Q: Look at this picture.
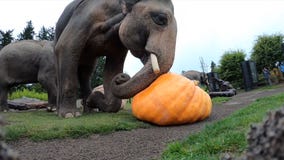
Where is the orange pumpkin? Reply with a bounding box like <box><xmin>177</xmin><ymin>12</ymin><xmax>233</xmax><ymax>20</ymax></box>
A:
<box><xmin>132</xmin><ymin>72</ymin><xmax>212</xmax><ymax>126</ymax></box>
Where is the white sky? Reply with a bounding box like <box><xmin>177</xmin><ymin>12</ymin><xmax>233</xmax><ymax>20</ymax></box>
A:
<box><xmin>1</xmin><ymin>0</ymin><xmax>284</xmax><ymax>75</ymax></box>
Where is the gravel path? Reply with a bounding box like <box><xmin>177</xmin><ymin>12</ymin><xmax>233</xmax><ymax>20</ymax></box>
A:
<box><xmin>8</xmin><ymin>84</ymin><xmax>284</xmax><ymax>160</ymax></box>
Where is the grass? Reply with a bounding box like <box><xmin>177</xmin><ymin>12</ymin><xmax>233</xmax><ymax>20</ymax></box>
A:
<box><xmin>0</xmin><ymin>103</ymin><xmax>150</xmax><ymax>142</ymax></box>
<box><xmin>161</xmin><ymin>92</ymin><xmax>284</xmax><ymax>160</ymax></box>
<box><xmin>3</xmin><ymin>84</ymin><xmax>283</xmax><ymax>156</ymax></box>
<box><xmin>8</xmin><ymin>89</ymin><xmax>48</xmax><ymax>101</ymax></box>
<box><xmin>255</xmin><ymin>84</ymin><xmax>279</xmax><ymax>91</ymax></box>
<box><xmin>211</xmin><ymin>97</ymin><xmax>231</xmax><ymax>104</ymax></box>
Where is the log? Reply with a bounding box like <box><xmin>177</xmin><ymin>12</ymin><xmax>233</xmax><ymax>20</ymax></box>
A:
<box><xmin>7</xmin><ymin>97</ymin><xmax>48</xmax><ymax>110</ymax></box>
<box><xmin>209</xmin><ymin>89</ymin><xmax>237</xmax><ymax>98</ymax></box>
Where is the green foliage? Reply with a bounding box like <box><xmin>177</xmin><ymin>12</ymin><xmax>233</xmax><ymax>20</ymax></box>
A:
<box><xmin>26</xmin><ymin>83</ymin><xmax>47</xmax><ymax>93</ymax></box>
<box><xmin>250</xmin><ymin>34</ymin><xmax>284</xmax><ymax>72</ymax></box>
<box><xmin>17</xmin><ymin>20</ymin><xmax>35</xmax><ymax>40</ymax></box>
<box><xmin>218</xmin><ymin>50</ymin><xmax>246</xmax><ymax>88</ymax></box>
<box><xmin>9</xmin><ymin>85</ymin><xmax>28</xmax><ymax>93</ymax></box>
<box><xmin>91</xmin><ymin>56</ymin><xmax>106</xmax><ymax>88</ymax></box>
<box><xmin>161</xmin><ymin>93</ymin><xmax>284</xmax><ymax>160</ymax></box>
<box><xmin>1</xmin><ymin>103</ymin><xmax>149</xmax><ymax>141</ymax></box>
<box><xmin>0</xmin><ymin>29</ymin><xmax>14</xmax><ymax>48</ymax></box>
<box><xmin>37</xmin><ymin>26</ymin><xmax>55</xmax><ymax>41</ymax></box>
<box><xmin>8</xmin><ymin>89</ymin><xmax>47</xmax><ymax>101</ymax></box>
<box><xmin>9</xmin><ymin>83</ymin><xmax>47</xmax><ymax>97</ymax></box>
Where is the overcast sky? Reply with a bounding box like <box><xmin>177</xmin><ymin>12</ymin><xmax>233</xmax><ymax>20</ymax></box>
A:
<box><xmin>1</xmin><ymin>0</ymin><xmax>284</xmax><ymax>75</ymax></box>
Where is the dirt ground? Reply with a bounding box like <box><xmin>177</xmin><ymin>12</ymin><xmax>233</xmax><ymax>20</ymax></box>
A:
<box><xmin>8</xmin><ymin>84</ymin><xmax>284</xmax><ymax>160</ymax></box>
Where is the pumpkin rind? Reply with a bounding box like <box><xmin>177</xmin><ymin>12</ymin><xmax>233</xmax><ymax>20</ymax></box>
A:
<box><xmin>132</xmin><ymin>72</ymin><xmax>212</xmax><ymax>126</ymax></box>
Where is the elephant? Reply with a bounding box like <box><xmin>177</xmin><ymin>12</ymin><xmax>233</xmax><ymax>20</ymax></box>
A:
<box><xmin>54</xmin><ymin>0</ymin><xmax>177</xmax><ymax>118</ymax></box>
<box><xmin>86</xmin><ymin>85</ymin><xmax>127</xmax><ymax>110</ymax></box>
<box><xmin>182</xmin><ymin>70</ymin><xmax>208</xmax><ymax>85</ymax></box>
<box><xmin>0</xmin><ymin>40</ymin><xmax>57</xmax><ymax>111</ymax></box>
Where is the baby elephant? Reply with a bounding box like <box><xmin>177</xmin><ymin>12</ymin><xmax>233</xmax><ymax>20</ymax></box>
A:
<box><xmin>0</xmin><ymin>40</ymin><xmax>57</xmax><ymax>111</ymax></box>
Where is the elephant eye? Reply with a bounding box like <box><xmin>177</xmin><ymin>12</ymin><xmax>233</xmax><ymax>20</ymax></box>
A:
<box><xmin>150</xmin><ymin>12</ymin><xmax>168</xmax><ymax>26</ymax></box>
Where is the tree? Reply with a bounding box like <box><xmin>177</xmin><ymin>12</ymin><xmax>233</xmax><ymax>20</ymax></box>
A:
<box><xmin>218</xmin><ymin>50</ymin><xmax>246</xmax><ymax>88</ymax></box>
<box><xmin>251</xmin><ymin>34</ymin><xmax>284</xmax><ymax>72</ymax></box>
<box><xmin>0</xmin><ymin>29</ymin><xmax>14</xmax><ymax>49</ymax></box>
<box><xmin>91</xmin><ymin>56</ymin><xmax>106</xmax><ymax>88</ymax></box>
<box><xmin>17</xmin><ymin>20</ymin><xmax>35</xmax><ymax>40</ymax></box>
<box><xmin>37</xmin><ymin>26</ymin><xmax>55</xmax><ymax>41</ymax></box>
<box><xmin>199</xmin><ymin>57</ymin><xmax>208</xmax><ymax>73</ymax></box>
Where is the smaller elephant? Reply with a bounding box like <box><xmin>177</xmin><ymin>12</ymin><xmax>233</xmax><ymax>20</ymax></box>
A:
<box><xmin>86</xmin><ymin>85</ymin><xmax>127</xmax><ymax>111</ymax></box>
<box><xmin>182</xmin><ymin>70</ymin><xmax>208</xmax><ymax>85</ymax></box>
<box><xmin>0</xmin><ymin>40</ymin><xmax>57</xmax><ymax>111</ymax></box>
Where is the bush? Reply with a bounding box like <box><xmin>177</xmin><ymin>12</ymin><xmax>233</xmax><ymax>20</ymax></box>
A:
<box><xmin>218</xmin><ymin>50</ymin><xmax>246</xmax><ymax>89</ymax></box>
<box><xmin>9</xmin><ymin>89</ymin><xmax>47</xmax><ymax>101</ymax></box>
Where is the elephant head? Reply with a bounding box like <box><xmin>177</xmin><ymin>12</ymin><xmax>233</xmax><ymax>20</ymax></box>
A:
<box><xmin>111</xmin><ymin>0</ymin><xmax>177</xmax><ymax>99</ymax></box>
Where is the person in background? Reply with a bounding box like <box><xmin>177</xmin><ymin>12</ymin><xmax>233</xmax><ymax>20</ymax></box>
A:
<box><xmin>280</xmin><ymin>62</ymin><xmax>284</xmax><ymax>76</ymax></box>
<box><xmin>263</xmin><ymin>67</ymin><xmax>272</xmax><ymax>85</ymax></box>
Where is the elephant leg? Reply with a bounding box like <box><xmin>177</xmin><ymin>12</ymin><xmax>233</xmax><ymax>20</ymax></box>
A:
<box><xmin>78</xmin><ymin>64</ymin><xmax>95</xmax><ymax>113</ymax></box>
<box><xmin>100</xmin><ymin>13</ymin><xmax>125</xmax><ymax>40</ymax></box>
<box><xmin>38</xmin><ymin>76</ymin><xmax>57</xmax><ymax>112</ymax></box>
<box><xmin>55</xmin><ymin>51</ymin><xmax>81</xmax><ymax>118</ymax></box>
<box><xmin>100</xmin><ymin>13</ymin><xmax>125</xmax><ymax>32</ymax></box>
<box><xmin>55</xmin><ymin>43</ymin><xmax>86</xmax><ymax>118</ymax></box>
<box><xmin>95</xmin><ymin>53</ymin><xmax>127</xmax><ymax>112</ymax></box>
<box><xmin>55</xmin><ymin>15</ymin><xmax>96</xmax><ymax>118</ymax></box>
<box><xmin>0</xmin><ymin>85</ymin><xmax>9</xmax><ymax>111</ymax></box>
<box><xmin>47</xmin><ymin>90</ymin><xmax>57</xmax><ymax>112</ymax></box>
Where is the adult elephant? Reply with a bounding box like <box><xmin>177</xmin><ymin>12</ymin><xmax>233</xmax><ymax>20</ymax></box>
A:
<box><xmin>0</xmin><ymin>40</ymin><xmax>57</xmax><ymax>111</ymax></box>
<box><xmin>54</xmin><ymin>0</ymin><xmax>177</xmax><ymax>118</ymax></box>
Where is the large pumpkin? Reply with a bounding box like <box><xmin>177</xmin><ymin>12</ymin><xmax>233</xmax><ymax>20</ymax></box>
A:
<box><xmin>132</xmin><ymin>72</ymin><xmax>212</xmax><ymax>126</ymax></box>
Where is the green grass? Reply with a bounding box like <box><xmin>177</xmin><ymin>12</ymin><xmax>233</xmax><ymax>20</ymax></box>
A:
<box><xmin>0</xmin><ymin>103</ymin><xmax>150</xmax><ymax>142</ymax></box>
<box><xmin>255</xmin><ymin>84</ymin><xmax>279</xmax><ymax>91</ymax></box>
<box><xmin>211</xmin><ymin>97</ymin><xmax>231</xmax><ymax>104</ymax></box>
<box><xmin>161</xmin><ymin>93</ymin><xmax>284</xmax><ymax>160</ymax></box>
<box><xmin>8</xmin><ymin>89</ymin><xmax>48</xmax><ymax>101</ymax></box>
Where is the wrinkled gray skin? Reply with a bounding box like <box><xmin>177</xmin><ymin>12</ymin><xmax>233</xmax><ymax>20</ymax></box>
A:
<box><xmin>182</xmin><ymin>70</ymin><xmax>207</xmax><ymax>85</ymax></box>
<box><xmin>0</xmin><ymin>40</ymin><xmax>57</xmax><ymax>111</ymax></box>
<box><xmin>86</xmin><ymin>85</ymin><xmax>127</xmax><ymax>110</ymax></box>
<box><xmin>54</xmin><ymin>0</ymin><xmax>177</xmax><ymax>117</ymax></box>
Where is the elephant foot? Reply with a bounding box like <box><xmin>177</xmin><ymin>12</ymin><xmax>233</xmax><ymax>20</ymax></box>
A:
<box><xmin>0</xmin><ymin>105</ymin><xmax>9</xmax><ymax>112</ymax></box>
<box><xmin>46</xmin><ymin>105</ymin><xmax>56</xmax><ymax>112</ymax></box>
<box><xmin>64</xmin><ymin>112</ymin><xmax>81</xmax><ymax>118</ymax></box>
<box><xmin>58</xmin><ymin>108</ymin><xmax>82</xmax><ymax>118</ymax></box>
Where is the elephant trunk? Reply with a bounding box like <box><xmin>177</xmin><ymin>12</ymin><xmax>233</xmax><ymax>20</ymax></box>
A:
<box><xmin>111</xmin><ymin>18</ymin><xmax>177</xmax><ymax>99</ymax></box>
<box><xmin>111</xmin><ymin>58</ymin><xmax>158</xmax><ymax>99</ymax></box>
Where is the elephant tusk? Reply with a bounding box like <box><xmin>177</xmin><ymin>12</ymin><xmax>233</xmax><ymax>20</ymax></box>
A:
<box><xmin>150</xmin><ymin>53</ymin><xmax>160</xmax><ymax>74</ymax></box>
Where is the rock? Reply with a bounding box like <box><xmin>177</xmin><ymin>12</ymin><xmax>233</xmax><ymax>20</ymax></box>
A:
<box><xmin>246</xmin><ymin>107</ymin><xmax>284</xmax><ymax>160</ymax></box>
<box><xmin>224</xmin><ymin>106</ymin><xmax>284</xmax><ymax>160</ymax></box>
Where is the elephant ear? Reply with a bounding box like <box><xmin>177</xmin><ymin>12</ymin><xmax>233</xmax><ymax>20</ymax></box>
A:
<box><xmin>119</xmin><ymin>0</ymin><xmax>140</xmax><ymax>14</ymax></box>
